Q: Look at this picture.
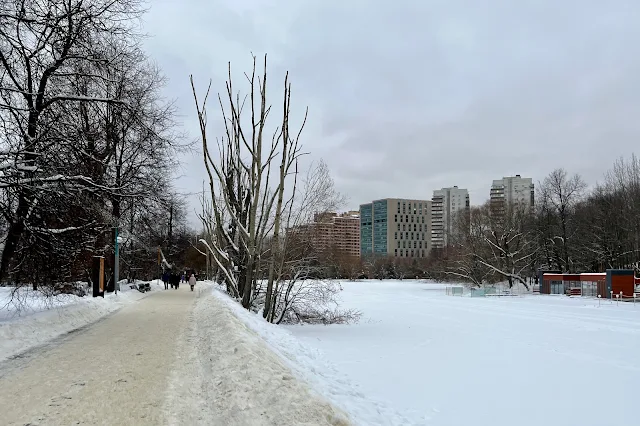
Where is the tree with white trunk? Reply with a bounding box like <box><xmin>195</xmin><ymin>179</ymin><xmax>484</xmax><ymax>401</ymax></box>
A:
<box><xmin>191</xmin><ymin>54</ymin><xmax>306</xmax><ymax>311</ymax></box>
<box><xmin>192</xmin><ymin>55</ymin><xmax>354</xmax><ymax>323</ymax></box>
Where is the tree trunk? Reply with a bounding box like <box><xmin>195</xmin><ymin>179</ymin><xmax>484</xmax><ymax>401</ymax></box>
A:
<box><xmin>168</xmin><ymin>203</ymin><xmax>173</xmax><ymax>252</ymax></box>
<box><xmin>264</xmin><ymin>125</ymin><xmax>289</xmax><ymax>319</ymax></box>
<box><xmin>0</xmin><ymin>110</ymin><xmax>40</xmax><ymax>287</ymax></box>
<box><xmin>242</xmin><ymin>255</ymin><xmax>254</xmax><ymax>308</ymax></box>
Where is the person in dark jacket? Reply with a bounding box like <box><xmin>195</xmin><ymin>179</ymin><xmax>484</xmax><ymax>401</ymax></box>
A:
<box><xmin>162</xmin><ymin>271</ymin><xmax>169</xmax><ymax>290</ymax></box>
<box><xmin>172</xmin><ymin>272</ymin><xmax>180</xmax><ymax>290</ymax></box>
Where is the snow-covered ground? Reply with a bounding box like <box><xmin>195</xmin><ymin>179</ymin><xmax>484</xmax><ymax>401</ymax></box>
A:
<box><xmin>0</xmin><ymin>280</ymin><xmax>161</xmax><ymax>362</ymax></box>
<box><xmin>280</xmin><ymin>280</ymin><xmax>640</xmax><ymax>426</ymax></box>
<box><xmin>215</xmin><ymin>280</ymin><xmax>640</xmax><ymax>425</ymax></box>
<box><xmin>212</xmin><ymin>286</ymin><xmax>414</xmax><ymax>425</ymax></box>
<box><xmin>166</xmin><ymin>284</ymin><xmax>350</xmax><ymax>426</ymax></box>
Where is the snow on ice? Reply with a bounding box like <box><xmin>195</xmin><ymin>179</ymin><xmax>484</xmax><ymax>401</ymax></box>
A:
<box><xmin>218</xmin><ymin>280</ymin><xmax>640</xmax><ymax>426</ymax></box>
<box><xmin>0</xmin><ymin>280</ymin><xmax>161</xmax><ymax>362</ymax></box>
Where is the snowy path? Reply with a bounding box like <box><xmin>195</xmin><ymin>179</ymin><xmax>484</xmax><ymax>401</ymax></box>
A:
<box><xmin>164</xmin><ymin>286</ymin><xmax>350</xmax><ymax>426</ymax></box>
<box><xmin>0</xmin><ymin>284</ymin><xmax>349</xmax><ymax>425</ymax></box>
<box><xmin>0</xmin><ymin>285</ymin><xmax>196</xmax><ymax>425</ymax></box>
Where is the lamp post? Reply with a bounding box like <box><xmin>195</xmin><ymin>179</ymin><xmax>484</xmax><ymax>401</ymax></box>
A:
<box><xmin>114</xmin><ymin>229</ymin><xmax>123</xmax><ymax>294</ymax></box>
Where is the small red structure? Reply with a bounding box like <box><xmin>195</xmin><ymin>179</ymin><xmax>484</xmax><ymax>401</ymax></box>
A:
<box><xmin>541</xmin><ymin>270</ymin><xmax>634</xmax><ymax>298</ymax></box>
<box><xmin>607</xmin><ymin>269</ymin><xmax>635</xmax><ymax>298</ymax></box>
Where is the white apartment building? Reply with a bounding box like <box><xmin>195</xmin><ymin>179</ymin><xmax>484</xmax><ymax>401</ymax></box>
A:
<box><xmin>431</xmin><ymin>186</ymin><xmax>470</xmax><ymax>249</ymax></box>
<box><xmin>490</xmin><ymin>175</ymin><xmax>535</xmax><ymax>214</ymax></box>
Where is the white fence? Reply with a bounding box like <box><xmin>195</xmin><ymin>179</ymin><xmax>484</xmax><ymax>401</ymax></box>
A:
<box><xmin>444</xmin><ymin>282</ymin><xmax>535</xmax><ymax>297</ymax></box>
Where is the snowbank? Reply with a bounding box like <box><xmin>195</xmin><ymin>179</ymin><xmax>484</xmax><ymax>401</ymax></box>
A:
<box><xmin>289</xmin><ymin>279</ymin><xmax>640</xmax><ymax>426</ymax></box>
<box><xmin>165</xmin><ymin>283</ymin><xmax>350</xmax><ymax>426</ymax></box>
<box><xmin>0</xmin><ymin>280</ymin><xmax>161</xmax><ymax>362</ymax></box>
<box><xmin>211</xmin><ymin>287</ymin><xmax>412</xmax><ymax>426</ymax></box>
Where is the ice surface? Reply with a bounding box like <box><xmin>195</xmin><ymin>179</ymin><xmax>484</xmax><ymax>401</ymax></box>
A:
<box><xmin>284</xmin><ymin>280</ymin><xmax>640</xmax><ymax>426</ymax></box>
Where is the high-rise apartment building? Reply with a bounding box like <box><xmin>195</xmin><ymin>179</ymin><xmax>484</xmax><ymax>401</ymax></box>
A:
<box><xmin>431</xmin><ymin>186</ymin><xmax>470</xmax><ymax>249</ymax></box>
<box><xmin>331</xmin><ymin>211</ymin><xmax>360</xmax><ymax>257</ymax></box>
<box><xmin>360</xmin><ymin>198</ymin><xmax>432</xmax><ymax>259</ymax></box>
<box><xmin>490</xmin><ymin>175</ymin><xmax>535</xmax><ymax>215</ymax></box>
<box><xmin>294</xmin><ymin>211</ymin><xmax>360</xmax><ymax>257</ymax></box>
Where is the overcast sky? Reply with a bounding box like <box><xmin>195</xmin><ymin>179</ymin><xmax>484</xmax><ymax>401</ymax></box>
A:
<box><xmin>141</xmin><ymin>0</ymin><xmax>640</xmax><ymax>226</ymax></box>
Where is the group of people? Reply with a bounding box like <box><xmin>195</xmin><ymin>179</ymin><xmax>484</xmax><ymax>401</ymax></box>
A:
<box><xmin>161</xmin><ymin>270</ymin><xmax>198</xmax><ymax>291</ymax></box>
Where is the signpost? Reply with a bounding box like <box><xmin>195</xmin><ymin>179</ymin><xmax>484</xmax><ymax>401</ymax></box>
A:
<box><xmin>99</xmin><ymin>258</ymin><xmax>105</xmax><ymax>293</ymax></box>
<box><xmin>92</xmin><ymin>256</ymin><xmax>105</xmax><ymax>298</ymax></box>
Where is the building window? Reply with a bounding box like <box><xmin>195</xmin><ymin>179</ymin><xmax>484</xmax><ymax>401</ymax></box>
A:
<box><xmin>413</xmin><ymin>241</ymin><xmax>417</xmax><ymax>248</ymax></box>
<box><xmin>411</xmin><ymin>216</ymin><xmax>414</xmax><ymax>223</ymax></box>
<box><xmin>421</xmin><ymin>216</ymin><xmax>424</xmax><ymax>224</ymax></box>
<box><xmin>406</xmin><ymin>215</ymin><xmax>409</xmax><ymax>222</ymax></box>
<box><xmin>394</xmin><ymin>214</ymin><xmax>397</xmax><ymax>222</ymax></box>
<box><xmin>411</xmin><ymin>232</ymin><xmax>414</xmax><ymax>239</ymax></box>
<box><xmin>414</xmin><ymin>224</ymin><xmax>417</xmax><ymax>231</ymax></box>
<box><xmin>403</xmin><ymin>241</ymin><xmax>406</xmax><ymax>248</ymax></box>
<box><xmin>403</xmin><ymin>224</ymin><xmax>406</xmax><ymax>231</ymax></box>
<box><xmin>394</xmin><ymin>232</ymin><xmax>397</xmax><ymax>239</ymax></box>
<box><xmin>395</xmin><ymin>249</ymin><xmax>398</xmax><ymax>257</ymax></box>
<box><xmin>419</xmin><ymin>241</ymin><xmax>422</xmax><ymax>248</ymax></box>
<box><xmin>419</xmin><ymin>224</ymin><xmax>422</xmax><ymax>231</ymax></box>
<box><xmin>410</xmin><ymin>250</ymin><xmax>414</xmax><ymax>257</ymax></box>
<box><xmin>397</xmin><ymin>241</ymin><xmax>400</xmax><ymax>248</ymax></box>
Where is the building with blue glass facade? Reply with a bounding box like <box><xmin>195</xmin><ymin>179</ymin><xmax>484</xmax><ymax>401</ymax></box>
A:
<box><xmin>359</xmin><ymin>198</ymin><xmax>432</xmax><ymax>259</ymax></box>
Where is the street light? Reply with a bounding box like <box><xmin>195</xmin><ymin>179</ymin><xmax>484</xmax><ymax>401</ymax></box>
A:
<box><xmin>115</xmin><ymin>230</ymin><xmax>124</xmax><ymax>294</ymax></box>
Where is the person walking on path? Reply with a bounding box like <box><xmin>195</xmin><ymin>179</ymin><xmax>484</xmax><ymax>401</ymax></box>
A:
<box><xmin>188</xmin><ymin>273</ymin><xmax>196</xmax><ymax>291</ymax></box>
<box><xmin>173</xmin><ymin>272</ymin><xmax>180</xmax><ymax>290</ymax></box>
<box><xmin>162</xmin><ymin>271</ymin><xmax>169</xmax><ymax>290</ymax></box>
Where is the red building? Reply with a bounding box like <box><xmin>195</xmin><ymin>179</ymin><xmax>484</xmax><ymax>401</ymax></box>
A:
<box><xmin>541</xmin><ymin>270</ymin><xmax>636</xmax><ymax>298</ymax></box>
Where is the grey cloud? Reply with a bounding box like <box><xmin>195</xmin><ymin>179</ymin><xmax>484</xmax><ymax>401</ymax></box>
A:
<box><xmin>141</xmin><ymin>0</ymin><xmax>640</xmax><ymax>224</ymax></box>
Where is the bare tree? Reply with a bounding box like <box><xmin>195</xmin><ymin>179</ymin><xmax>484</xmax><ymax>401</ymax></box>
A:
<box><xmin>264</xmin><ymin>160</ymin><xmax>345</xmax><ymax>323</ymax></box>
<box><xmin>438</xmin><ymin>154</ymin><xmax>640</xmax><ymax>283</ymax></box>
<box><xmin>538</xmin><ymin>168</ymin><xmax>587</xmax><ymax>272</ymax></box>
<box><xmin>444</xmin><ymin>202</ymin><xmax>536</xmax><ymax>288</ymax></box>
<box><xmin>191</xmin><ymin>54</ymin><xmax>306</xmax><ymax>309</ymax></box>
<box><xmin>0</xmin><ymin>0</ymin><xmax>144</xmax><ymax>285</ymax></box>
<box><xmin>444</xmin><ymin>208</ymin><xmax>494</xmax><ymax>286</ymax></box>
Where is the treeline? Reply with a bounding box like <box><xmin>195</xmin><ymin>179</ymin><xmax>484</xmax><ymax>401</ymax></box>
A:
<box><xmin>433</xmin><ymin>156</ymin><xmax>640</xmax><ymax>288</ymax></box>
<box><xmin>0</xmin><ymin>1</ymin><xmax>200</xmax><ymax>288</ymax></box>
<box><xmin>295</xmin><ymin>156</ymin><xmax>640</xmax><ymax>288</ymax></box>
